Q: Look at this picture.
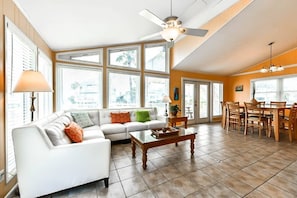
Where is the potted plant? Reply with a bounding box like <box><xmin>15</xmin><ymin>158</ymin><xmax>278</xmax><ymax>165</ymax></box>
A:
<box><xmin>170</xmin><ymin>105</ymin><xmax>180</xmax><ymax>116</ymax></box>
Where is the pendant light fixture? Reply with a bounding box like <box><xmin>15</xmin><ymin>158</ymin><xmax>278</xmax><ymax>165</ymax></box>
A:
<box><xmin>260</xmin><ymin>42</ymin><xmax>284</xmax><ymax>73</ymax></box>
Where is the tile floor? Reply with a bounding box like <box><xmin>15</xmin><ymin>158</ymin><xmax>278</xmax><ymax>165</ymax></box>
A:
<box><xmin>17</xmin><ymin>123</ymin><xmax>297</xmax><ymax>197</ymax></box>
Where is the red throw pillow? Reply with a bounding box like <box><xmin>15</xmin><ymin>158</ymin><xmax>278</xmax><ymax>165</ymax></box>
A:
<box><xmin>64</xmin><ymin>122</ymin><xmax>83</xmax><ymax>143</ymax></box>
<box><xmin>110</xmin><ymin>112</ymin><xmax>131</xmax><ymax>123</ymax></box>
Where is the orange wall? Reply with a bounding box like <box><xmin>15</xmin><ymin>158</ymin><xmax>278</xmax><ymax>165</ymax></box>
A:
<box><xmin>227</xmin><ymin>48</ymin><xmax>297</xmax><ymax>104</ymax></box>
<box><xmin>169</xmin><ymin>69</ymin><xmax>229</xmax><ymax>116</ymax></box>
<box><xmin>0</xmin><ymin>0</ymin><xmax>52</xmax><ymax>196</ymax></box>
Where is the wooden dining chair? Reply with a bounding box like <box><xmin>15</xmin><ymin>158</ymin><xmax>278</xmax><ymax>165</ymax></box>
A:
<box><xmin>269</xmin><ymin>101</ymin><xmax>287</xmax><ymax>129</ymax></box>
<box><xmin>244</xmin><ymin>102</ymin><xmax>269</xmax><ymax>137</ymax></box>
<box><xmin>221</xmin><ymin>101</ymin><xmax>226</xmax><ymax>129</ymax></box>
<box><xmin>280</xmin><ymin>103</ymin><xmax>297</xmax><ymax>142</ymax></box>
<box><xmin>226</xmin><ymin>102</ymin><xmax>244</xmax><ymax>133</ymax></box>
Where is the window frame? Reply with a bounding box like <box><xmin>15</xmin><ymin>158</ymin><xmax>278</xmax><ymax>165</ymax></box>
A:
<box><xmin>37</xmin><ymin>49</ymin><xmax>53</xmax><ymax>119</ymax></box>
<box><xmin>107</xmin><ymin>45</ymin><xmax>141</xmax><ymax>70</ymax></box>
<box><xmin>251</xmin><ymin>74</ymin><xmax>297</xmax><ymax>105</ymax></box>
<box><xmin>56</xmin><ymin>63</ymin><xmax>103</xmax><ymax>110</ymax></box>
<box><xmin>212</xmin><ymin>82</ymin><xmax>224</xmax><ymax>117</ymax></box>
<box><xmin>144</xmin><ymin>43</ymin><xmax>169</xmax><ymax>74</ymax></box>
<box><xmin>107</xmin><ymin>69</ymin><xmax>141</xmax><ymax>108</ymax></box>
<box><xmin>56</xmin><ymin>48</ymin><xmax>103</xmax><ymax>66</ymax></box>
<box><xmin>144</xmin><ymin>74</ymin><xmax>170</xmax><ymax>115</ymax></box>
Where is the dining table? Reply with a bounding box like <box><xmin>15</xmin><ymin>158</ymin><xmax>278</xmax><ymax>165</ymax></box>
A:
<box><xmin>257</xmin><ymin>103</ymin><xmax>291</xmax><ymax>142</ymax></box>
<box><xmin>222</xmin><ymin>102</ymin><xmax>291</xmax><ymax>142</ymax></box>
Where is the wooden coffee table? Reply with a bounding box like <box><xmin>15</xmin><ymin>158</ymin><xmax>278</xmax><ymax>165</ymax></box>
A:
<box><xmin>129</xmin><ymin>128</ymin><xmax>197</xmax><ymax>169</ymax></box>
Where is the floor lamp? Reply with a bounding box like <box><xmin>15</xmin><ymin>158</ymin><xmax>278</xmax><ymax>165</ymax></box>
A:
<box><xmin>162</xmin><ymin>95</ymin><xmax>172</xmax><ymax>117</ymax></box>
<box><xmin>13</xmin><ymin>70</ymin><xmax>53</xmax><ymax>122</ymax></box>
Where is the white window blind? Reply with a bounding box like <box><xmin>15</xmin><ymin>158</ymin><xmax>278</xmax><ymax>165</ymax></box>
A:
<box><xmin>5</xmin><ymin>18</ymin><xmax>37</xmax><ymax>182</ymax></box>
<box><xmin>38</xmin><ymin>50</ymin><xmax>53</xmax><ymax>118</ymax></box>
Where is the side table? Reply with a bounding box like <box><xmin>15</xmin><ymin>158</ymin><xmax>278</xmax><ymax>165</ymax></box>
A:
<box><xmin>168</xmin><ymin>116</ymin><xmax>188</xmax><ymax>128</ymax></box>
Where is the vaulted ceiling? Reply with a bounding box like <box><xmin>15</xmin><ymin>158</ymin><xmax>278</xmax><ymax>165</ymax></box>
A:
<box><xmin>13</xmin><ymin>0</ymin><xmax>297</xmax><ymax>76</ymax></box>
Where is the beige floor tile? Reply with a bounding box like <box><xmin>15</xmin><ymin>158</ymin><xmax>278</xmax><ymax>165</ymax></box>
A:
<box><xmin>128</xmin><ymin>189</ymin><xmax>156</xmax><ymax>198</ymax></box>
<box><xmin>159</xmin><ymin>164</ymin><xmax>183</xmax><ymax>180</ymax></box>
<box><xmin>117</xmin><ymin>165</ymin><xmax>140</xmax><ymax>181</ymax></box>
<box><xmin>150</xmin><ymin>180</ymin><xmax>184</xmax><ymax>198</ymax></box>
<box><xmin>97</xmin><ymin>182</ymin><xmax>126</xmax><ymax>198</ymax></box>
<box><xmin>268</xmin><ymin>175</ymin><xmax>297</xmax><ymax>195</ymax></box>
<box><xmin>221</xmin><ymin>176</ymin><xmax>254</xmax><ymax>197</ymax></box>
<box><xmin>121</xmin><ymin>176</ymin><xmax>148</xmax><ymax>197</ymax></box>
<box><xmin>257</xmin><ymin>182</ymin><xmax>295</xmax><ymax>198</ymax></box>
<box><xmin>142</xmin><ymin>170</ymin><xmax>168</xmax><ymax>187</ymax></box>
<box><xmin>207</xmin><ymin>182</ymin><xmax>241</xmax><ymax>198</ymax></box>
<box><xmin>169</xmin><ymin>175</ymin><xmax>199</xmax><ymax>196</ymax></box>
<box><xmin>244</xmin><ymin>190</ymin><xmax>270</xmax><ymax>198</ymax></box>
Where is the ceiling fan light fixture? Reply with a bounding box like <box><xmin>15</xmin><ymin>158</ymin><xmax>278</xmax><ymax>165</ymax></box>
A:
<box><xmin>260</xmin><ymin>42</ymin><xmax>284</xmax><ymax>73</ymax></box>
<box><xmin>161</xmin><ymin>27</ymin><xmax>180</xmax><ymax>42</ymax></box>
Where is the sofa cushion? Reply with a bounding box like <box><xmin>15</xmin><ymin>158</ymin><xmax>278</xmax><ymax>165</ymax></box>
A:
<box><xmin>110</xmin><ymin>112</ymin><xmax>131</xmax><ymax>123</ymax></box>
<box><xmin>99</xmin><ymin>110</ymin><xmax>120</xmax><ymax>125</ymax></box>
<box><xmin>148</xmin><ymin>108</ymin><xmax>157</xmax><ymax>120</ymax></box>
<box><xmin>64</xmin><ymin>122</ymin><xmax>83</xmax><ymax>143</ymax></box>
<box><xmin>124</xmin><ymin>122</ymin><xmax>147</xmax><ymax>132</ymax></box>
<box><xmin>100</xmin><ymin>123</ymin><xmax>126</xmax><ymax>135</ymax></box>
<box><xmin>136</xmin><ymin>111</ymin><xmax>151</xmax><ymax>122</ymax></box>
<box><xmin>71</xmin><ymin>112</ymin><xmax>94</xmax><ymax>128</ymax></box>
<box><xmin>44</xmin><ymin>114</ymin><xmax>72</xmax><ymax>146</ymax></box>
<box><xmin>83</xmin><ymin>125</ymin><xmax>105</xmax><ymax>140</ymax></box>
<box><xmin>145</xmin><ymin>120</ymin><xmax>166</xmax><ymax>129</ymax></box>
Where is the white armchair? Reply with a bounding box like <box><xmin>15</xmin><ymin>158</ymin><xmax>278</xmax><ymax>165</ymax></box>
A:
<box><xmin>12</xmin><ymin>124</ymin><xmax>111</xmax><ymax>198</ymax></box>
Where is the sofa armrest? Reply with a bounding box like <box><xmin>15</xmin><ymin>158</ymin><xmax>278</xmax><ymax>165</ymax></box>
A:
<box><xmin>157</xmin><ymin>115</ymin><xmax>166</xmax><ymax>122</ymax></box>
<box><xmin>13</xmin><ymin>126</ymin><xmax>111</xmax><ymax>198</ymax></box>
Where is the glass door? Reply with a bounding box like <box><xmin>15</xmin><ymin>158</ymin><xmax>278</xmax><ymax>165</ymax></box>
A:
<box><xmin>184</xmin><ymin>80</ymin><xmax>210</xmax><ymax>124</ymax></box>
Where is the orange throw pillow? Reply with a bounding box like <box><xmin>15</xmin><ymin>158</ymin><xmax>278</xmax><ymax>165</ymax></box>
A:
<box><xmin>64</xmin><ymin>122</ymin><xmax>83</xmax><ymax>143</ymax></box>
<box><xmin>110</xmin><ymin>112</ymin><xmax>131</xmax><ymax>123</ymax></box>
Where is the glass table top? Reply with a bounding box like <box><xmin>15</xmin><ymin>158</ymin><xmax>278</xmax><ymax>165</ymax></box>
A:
<box><xmin>129</xmin><ymin>128</ymin><xmax>197</xmax><ymax>144</ymax></box>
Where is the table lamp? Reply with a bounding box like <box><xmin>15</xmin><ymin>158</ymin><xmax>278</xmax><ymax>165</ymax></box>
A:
<box><xmin>13</xmin><ymin>70</ymin><xmax>53</xmax><ymax>121</ymax></box>
<box><xmin>162</xmin><ymin>95</ymin><xmax>172</xmax><ymax>117</ymax></box>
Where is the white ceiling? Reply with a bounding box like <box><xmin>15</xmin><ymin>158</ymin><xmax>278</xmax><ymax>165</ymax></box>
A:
<box><xmin>13</xmin><ymin>0</ymin><xmax>297</xmax><ymax>76</ymax></box>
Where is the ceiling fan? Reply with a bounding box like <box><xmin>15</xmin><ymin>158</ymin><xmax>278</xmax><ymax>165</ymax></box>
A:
<box><xmin>139</xmin><ymin>0</ymin><xmax>208</xmax><ymax>46</ymax></box>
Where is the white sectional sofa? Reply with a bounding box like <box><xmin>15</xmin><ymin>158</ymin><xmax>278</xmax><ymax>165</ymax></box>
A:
<box><xmin>12</xmin><ymin>107</ymin><xmax>165</xmax><ymax>197</ymax></box>
<box><xmin>96</xmin><ymin>107</ymin><xmax>166</xmax><ymax>140</ymax></box>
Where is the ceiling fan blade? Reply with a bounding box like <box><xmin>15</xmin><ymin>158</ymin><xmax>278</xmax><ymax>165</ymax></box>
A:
<box><xmin>182</xmin><ymin>28</ymin><xmax>208</xmax><ymax>37</ymax></box>
<box><xmin>139</xmin><ymin>9</ymin><xmax>165</xmax><ymax>27</ymax></box>
<box><xmin>139</xmin><ymin>32</ymin><xmax>161</xmax><ymax>41</ymax></box>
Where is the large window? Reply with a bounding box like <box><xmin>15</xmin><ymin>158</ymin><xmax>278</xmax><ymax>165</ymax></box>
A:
<box><xmin>108</xmin><ymin>71</ymin><xmax>140</xmax><ymax>108</ymax></box>
<box><xmin>283</xmin><ymin>77</ymin><xmax>297</xmax><ymax>104</ymax></box>
<box><xmin>5</xmin><ymin>18</ymin><xmax>37</xmax><ymax>182</ymax></box>
<box><xmin>38</xmin><ymin>50</ymin><xmax>53</xmax><ymax>118</ymax></box>
<box><xmin>252</xmin><ymin>76</ymin><xmax>297</xmax><ymax>105</ymax></box>
<box><xmin>145</xmin><ymin>75</ymin><xmax>170</xmax><ymax>115</ymax></box>
<box><xmin>56</xmin><ymin>64</ymin><xmax>103</xmax><ymax>110</ymax></box>
<box><xmin>144</xmin><ymin>43</ymin><xmax>169</xmax><ymax>73</ymax></box>
<box><xmin>108</xmin><ymin>46</ymin><xmax>140</xmax><ymax>69</ymax></box>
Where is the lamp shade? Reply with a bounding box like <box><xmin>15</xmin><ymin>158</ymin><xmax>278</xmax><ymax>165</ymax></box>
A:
<box><xmin>162</xmin><ymin>95</ymin><xmax>172</xmax><ymax>103</ymax></box>
<box><xmin>13</xmin><ymin>70</ymin><xmax>52</xmax><ymax>92</ymax></box>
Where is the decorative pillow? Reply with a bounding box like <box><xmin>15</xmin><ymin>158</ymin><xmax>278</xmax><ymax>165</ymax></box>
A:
<box><xmin>44</xmin><ymin>114</ymin><xmax>72</xmax><ymax>146</ymax></box>
<box><xmin>71</xmin><ymin>112</ymin><xmax>94</xmax><ymax>128</ymax></box>
<box><xmin>110</xmin><ymin>112</ymin><xmax>131</xmax><ymax>123</ymax></box>
<box><xmin>136</xmin><ymin>111</ymin><xmax>151</xmax><ymax>122</ymax></box>
<box><xmin>64</xmin><ymin>122</ymin><xmax>83</xmax><ymax>143</ymax></box>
